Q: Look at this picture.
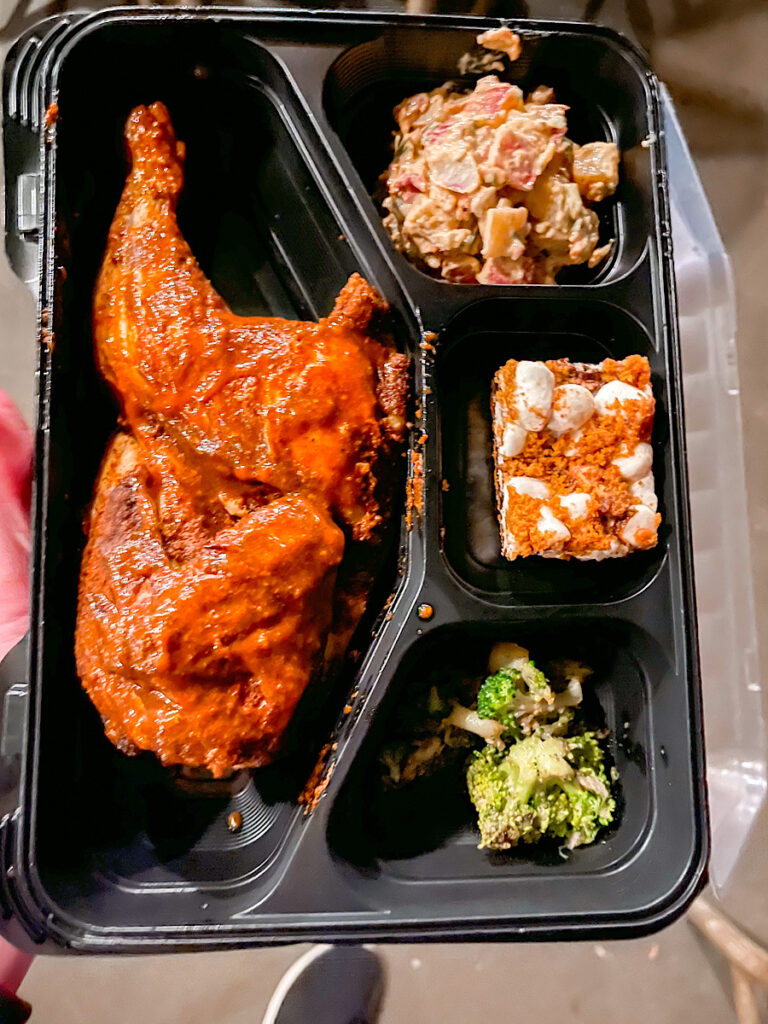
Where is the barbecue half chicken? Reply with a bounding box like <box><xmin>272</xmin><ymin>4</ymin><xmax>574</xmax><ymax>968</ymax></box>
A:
<box><xmin>75</xmin><ymin>103</ymin><xmax>408</xmax><ymax>776</ymax></box>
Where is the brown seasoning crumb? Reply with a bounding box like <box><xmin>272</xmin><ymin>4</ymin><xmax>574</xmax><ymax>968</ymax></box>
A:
<box><xmin>405</xmin><ymin>449</ymin><xmax>425</xmax><ymax>531</ymax></box>
<box><xmin>298</xmin><ymin>742</ymin><xmax>337</xmax><ymax>813</ymax></box>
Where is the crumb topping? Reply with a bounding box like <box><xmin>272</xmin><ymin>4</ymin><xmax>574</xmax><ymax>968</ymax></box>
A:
<box><xmin>492</xmin><ymin>355</ymin><xmax>659</xmax><ymax>559</ymax></box>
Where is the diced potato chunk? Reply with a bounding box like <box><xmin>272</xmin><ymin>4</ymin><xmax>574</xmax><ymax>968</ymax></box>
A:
<box><xmin>527</xmin><ymin>85</ymin><xmax>555</xmax><ymax>105</ymax></box>
<box><xmin>477</xmin><ymin>257</ymin><xmax>532</xmax><ymax>285</ymax></box>
<box><xmin>441</xmin><ymin>254</ymin><xmax>482</xmax><ymax>282</ymax></box>
<box><xmin>476</xmin><ymin>27</ymin><xmax>522</xmax><ymax>61</ymax></box>
<box><xmin>426</xmin><ymin>145</ymin><xmax>480</xmax><ymax>194</ymax></box>
<box><xmin>480</xmin><ymin>205</ymin><xmax>529</xmax><ymax>259</ymax></box>
<box><xmin>573</xmin><ymin>142</ymin><xmax>620</xmax><ymax>202</ymax></box>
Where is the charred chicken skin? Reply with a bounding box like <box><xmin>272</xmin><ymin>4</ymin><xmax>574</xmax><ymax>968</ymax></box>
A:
<box><xmin>76</xmin><ymin>103</ymin><xmax>407</xmax><ymax>776</ymax></box>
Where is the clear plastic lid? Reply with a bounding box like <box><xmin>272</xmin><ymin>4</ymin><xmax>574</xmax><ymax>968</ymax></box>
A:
<box><xmin>664</xmin><ymin>86</ymin><xmax>766</xmax><ymax>926</ymax></box>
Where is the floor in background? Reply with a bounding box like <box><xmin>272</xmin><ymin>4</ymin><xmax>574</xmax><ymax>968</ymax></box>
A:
<box><xmin>16</xmin><ymin>921</ymin><xmax>748</xmax><ymax>1024</ymax></box>
<box><xmin>6</xmin><ymin>0</ymin><xmax>768</xmax><ymax>1020</ymax></box>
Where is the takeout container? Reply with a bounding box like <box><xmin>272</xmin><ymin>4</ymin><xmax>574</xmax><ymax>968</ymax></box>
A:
<box><xmin>0</xmin><ymin>8</ymin><xmax>707</xmax><ymax>951</ymax></box>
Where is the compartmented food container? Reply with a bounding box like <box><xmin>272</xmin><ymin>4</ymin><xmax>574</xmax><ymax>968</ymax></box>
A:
<box><xmin>0</xmin><ymin>8</ymin><xmax>707</xmax><ymax>951</ymax></box>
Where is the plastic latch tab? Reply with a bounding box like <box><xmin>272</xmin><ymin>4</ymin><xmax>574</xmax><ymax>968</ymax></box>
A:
<box><xmin>0</xmin><ymin>685</ymin><xmax>27</xmax><ymax>761</ymax></box>
<box><xmin>15</xmin><ymin>174</ymin><xmax>38</xmax><ymax>236</ymax></box>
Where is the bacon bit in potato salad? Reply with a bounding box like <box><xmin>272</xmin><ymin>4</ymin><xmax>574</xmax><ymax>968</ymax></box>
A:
<box><xmin>381</xmin><ymin>70</ymin><xmax>619</xmax><ymax>285</ymax></box>
<box><xmin>492</xmin><ymin>355</ymin><xmax>659</xmax><ymax>559</ymax></box>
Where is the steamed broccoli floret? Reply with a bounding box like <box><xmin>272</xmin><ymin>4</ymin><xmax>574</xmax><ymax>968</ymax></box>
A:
<box><xmin>466</xmin><ymin>732</ymin><xmax>615</xmax><ymax>851</ymax></box>
<box><xmin>378</xmin><ymin>643</ymin><xmax>615</xmax><ymax>858</ymax></box>
<box><xmin>475</xmin><ymin>645</ymin><xmax>584</xmax><ymax>739</ymax></box>
<box><xmin>567</xmin><ymin>730</ymin><xmax>608</xmax><ymax>773</ymax></box>
<box><xmin>476</xmin><ymin>668</ymin><xmax>522</xmax><ymax>737</ymax></box>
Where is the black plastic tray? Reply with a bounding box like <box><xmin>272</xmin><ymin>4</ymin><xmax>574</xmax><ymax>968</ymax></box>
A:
<box><xmin>0</xmin><ymin>8</ymin><xmax>707</xmax><ymax>951</ymax></box>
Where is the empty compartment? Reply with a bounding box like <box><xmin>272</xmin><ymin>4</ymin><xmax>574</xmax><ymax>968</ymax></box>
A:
<box><xmin>30</xmin><ymin>21</ymin><xmax>402</xmax><ymax>936</ymax></box>
<box><xmin>324</xmin><ymin>25</ymin><xmax>655</xmax><ymax>287</ymax></box>
<box><xmin>436</xmin><ymin>297</ymin><xmax>669</xmax><ymax>602</ymax></box>
<box><xmin>327</xmin><ymin>614</ymin><xmax>659</xmax><ymax>888</ymax></box>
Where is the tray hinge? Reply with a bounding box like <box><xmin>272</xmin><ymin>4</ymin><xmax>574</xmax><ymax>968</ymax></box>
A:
<box><xmin>3</xmin><ymin>120</ymin><xmax>41</xmax><ymax>294</ymax></box>
<box><xmin>15</xmin><ymin>174</ymin><xmax>40</xmax><ymax>239</ymax></box>
<box><xmin>0</xmin><ymin>812</ymin><xmax>17</xmax><ymax>922</ymax></box>
<box><xmin>3</xmin><ymin>15</ymin><xmax>73</xmax><ymax>295</ymax></box>
<box><xmin>1</xmin><ymin>684</ymin><xmax>28</xmax><ymax>762</ymax></box>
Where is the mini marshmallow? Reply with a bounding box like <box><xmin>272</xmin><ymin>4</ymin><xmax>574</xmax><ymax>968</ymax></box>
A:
<box><xmin>515</xmin><ymin>360</ymin><xmax>554</xmax><ymax>431</ymax></box>
<box><xmin>536</xmin><ymin>505</ymin><xmax>571</xmax><ymax>545</ymax></box>
<box><xmin>500</xmin><ymin>423</ymin><xmax>527</xmax><ymax>457</ymax></box>
<box><xmin>613</xmin><ymin>441</ymin><xmax>653</xmax><ymax>482</ymax></box>
<box><xmin>594</xmin><ymin>379</ymin><xmax>645</xmax><ymax>416</ymax></box>
<box><xmin>547</xmin><ymin>384</ymin><xmax>595</xmax><ymax>435</ymax></box>
<box><xmin>507</xmin><ymin>477</ymin><xmax>550</xmax><ymax>500</ymax></box>
<box><xmin>575</xmin><ymin>537</ymin><xmax>624</xmax><ymax>561</ymax></box>
<box><xmin>620</xmin><ymin>504</ymin><xmax>658</xmax><ymax>547</ymax></box>
<box><xmin>559</xmin><ymin>492</ymin><xmax>591</xmax><ymax>520</ymax></box>
<box><xmin>501</xmin><ymin>535</ymin><xmax>519</xmax><ymax>558</ymax></box>
<box><xmin>629</xmin><ymin>473</ymin><xmax>658</xmax><ymax>512</ymax></box>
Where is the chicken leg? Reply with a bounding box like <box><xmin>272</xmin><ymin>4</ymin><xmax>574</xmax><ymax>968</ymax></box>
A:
<box><xmin>94</xmin><ymin>102</ymin><xmax>407</xmax><ymax>542</ymax></box>
<box><xmin>76</xmin><ymin>103</ymin><xmax>408</xmax><ymax>775</ymax></box>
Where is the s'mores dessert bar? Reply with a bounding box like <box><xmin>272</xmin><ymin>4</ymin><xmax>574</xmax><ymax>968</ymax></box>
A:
<box><xmin>492</xmin><ymin>355</ymin><xmax>660</xmax><ymax>560</ymax></box>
